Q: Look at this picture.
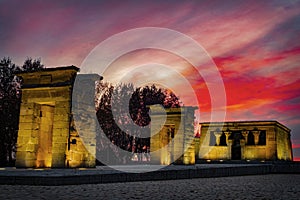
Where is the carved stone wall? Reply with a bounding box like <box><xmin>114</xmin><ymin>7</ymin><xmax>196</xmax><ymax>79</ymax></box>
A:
<box><xmin>69</xmin><ymin>74</ymin><xmax>101</xmax><ymax>168</ymax></box>
<box><xmin>198</xmin><ymin>121</ymin><xmax>293</xmax><ymax>161</ymax></box>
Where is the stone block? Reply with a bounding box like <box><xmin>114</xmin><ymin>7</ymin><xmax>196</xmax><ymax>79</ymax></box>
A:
<box><xmin>20</xmin><ymin>159</ymin><xmax>36</xmax><ymax>168</ymax></box>
<box><xmin>19</xmin><ymin>107</ymin><xmax>34</xmax><ymax>116</ymax></box>
<box><xmin>25</xmin><ymin>143</ymin><xmax>37</xmax><ymax>152</ymax></box>
<box><xmin>19</xmin><ymin>115</ymin><xmax>34</xmax><ymax>123</ymax></box>
<box><xmin>53</xmin><ymin>114</ymin><xmax>69</xmax><ymax>122</ymax></box>
<box><xmin>17</xmin><ymin>129</ymin><xmax>31</xmax><ymax>137</ymax></box>
<box><xmin>54</xmin><ymin>107</ymin><xmax>69</xmax><ymax>115</ymax></box>
<box><xmin>31</xmin><ymin>130</ymin><xmax>39</xmax><ymax>137</ymax></box>
<box><xmin>72</xmin><ymin>152</ymin><xmax>83</xmax><ymax>161</ymax></box>
<box><xmin>52</xmin><ymin>159</ymin><xmax>66</xmax><ymax>168</ymax></box>
<box><xmin>25</xmin><ymin>152</ymin><xmax>37</xmax><ymax>161</ymax></box>
<box><xmin>17</xmin><ymin>135</ymin><xmax>31</xmax><ymax>144</ymax></box>
<box><xmin>30</xmin><ymin>137</ymin><xmax>38</xmax><ymax>144</ymax></box>
<box><xmin>52</xmin><ymin>128</ymin><xmax>69</xmax><ymax>137</ymax></box>
<box><xmin>52</xmin><ymin>143</ymin><xmax>67</xmax><ymax>152</ymax></box>
<box><xmin>55</xmin><ymin>101</ymin><xmax>70</xmax><ymax>108</ymax></box>
<box><xmin>18</xmin><ymin>122</ymin><xmax>33</xmax><ymax>130</ymax></box>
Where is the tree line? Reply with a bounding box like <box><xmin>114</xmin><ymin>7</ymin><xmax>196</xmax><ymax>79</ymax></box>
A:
<box><xmin>0</xmin><ymin>57</ymin><xmax>44</xmax><ymax>166</ymax></box>
<box><xmin>96</xmin><ymin>82</ymin><xmax>181</xmax><ymax>164</ymax></box>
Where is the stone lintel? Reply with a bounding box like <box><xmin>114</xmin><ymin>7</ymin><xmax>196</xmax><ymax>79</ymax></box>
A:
<box><xmin>200</xmin><ymin>120</ymin><xmax>291</xmax><ymax>133</ymax></box>
<box><xmin>16</xmin><ymin>66</ymin><xmax>79</xmax><ymax>88</ymax></box>
<box><xmin>149</xmin><ymin>105</ymin><xmax>197</xmax><ymax>115</ymax></box>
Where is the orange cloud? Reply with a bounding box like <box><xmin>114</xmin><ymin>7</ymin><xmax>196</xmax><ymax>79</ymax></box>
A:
<box><xmin>1</xmin><ymin>0</ymin><xmax>300</xmax><ymax>159</ymax></box>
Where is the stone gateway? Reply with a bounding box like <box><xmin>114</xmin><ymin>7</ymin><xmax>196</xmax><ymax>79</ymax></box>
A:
<box><xmin>15</xmin><ymin>66</ymin><xmax>101</xmax><ymax>168</ymax></box>
<box><xmin>149</xmin><ymin>105</ymin><xmax>197</xmax><ymax>165</ymax></box>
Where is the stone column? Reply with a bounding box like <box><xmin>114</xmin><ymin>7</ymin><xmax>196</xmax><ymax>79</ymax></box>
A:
<box><xmin>214</xmin><ymin>131</ymin><xmax>222</xmax><ymax>146</ymax></box>
<box><xmin>194</xmin><ymin>137</ymin><xmax>200</xmax><ymax>160</ymax></box>
<box><xmin>224</xmin><ymin>131</ymin><xmax>231</xmax><ymax>146</ymax></box>
<box><xmin>169</xmin><ymin>127</ymin><xmax>175</xmax><ymax>163</ymax></box>
<box><xmin>240</xmin><ymin>139</ymin><xmax>246</xmax><ymax>159</ymax></box>
<box><xmin>252</xmin><ymin>130</ymin><xmax>260</xmax><ymax>145</ymax></box>
<box><xmin>227</xmin><ymin>139</ymin><xmax>233</xmax><ymax>159</ymax></box>
<box><xmin>241</xmin><ymin>130</ymin><xmax>249</xmax><ymax>145</ymax></box>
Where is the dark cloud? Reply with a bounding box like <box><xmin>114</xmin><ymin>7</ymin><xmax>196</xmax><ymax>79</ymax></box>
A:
<box><xmin>260</xmin><ymin>14</ymin><xmax>300</xmax><ymax>53</ymax></box>
<box><xmin>0</xmin><ymin>0</ymin><xmax>299</xmax><ymax>158</ymax></box>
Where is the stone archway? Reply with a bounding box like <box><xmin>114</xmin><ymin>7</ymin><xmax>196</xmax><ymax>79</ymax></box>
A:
<box><xmin>36</xmin><ymin>103</ymin><xmax>55</xmax><ymax>168</ymax></box>
<box><xmin>15</xmin><ymin>66</ymin><xmax>101</xmax><ymax>168</ymax></box>
<box><xmin>230</xmin><ymin>131</ymin><xmax>242</xmax><ymax>160</ymax></box>
<box><xmin>148</xmin><ymin>105</ymin><xmax>197</xmax><ymax>165</ymax></box>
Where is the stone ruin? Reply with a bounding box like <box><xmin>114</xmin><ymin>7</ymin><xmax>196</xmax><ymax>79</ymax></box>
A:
<box><xmin>197</xmin><ymin>121</ymin><xmax>293</xmax><ymax>161</ymax></box>
<box><xmin>15</xmin><ymin>66</ymin><xmax>101</xmax><ymax>168</ymax></box>
<box><xmin>149</xmin><ymin>105</ymin><xmax>197</xmax><ymax>165</ymax></box>
<box><xmin>14</xmin><ymin>66</ymin><xmax>293</xmax><ymax>168</ymax></box>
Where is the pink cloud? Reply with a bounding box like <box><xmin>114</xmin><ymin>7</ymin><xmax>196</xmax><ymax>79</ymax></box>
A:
<box><xmin>294</xmin><ymin>157</ymin><xmax>300</xmax><ymax>161</ymax></box>
<box><xmin>1</xmin><ymin>0</ymin><xmax>300</xmax><ymax>158</ymax></box>
<box><xmin>292</xmin><ymin>144</ymin><xmax>300</xmax><ymax>149</ymax></box>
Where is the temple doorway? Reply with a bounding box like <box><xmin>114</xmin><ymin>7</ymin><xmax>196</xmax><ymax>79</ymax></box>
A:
<box><xmin>231</xmin><ymin>132</ymin><xmax>241</xmax><ymax>160</ymax></box>
<box><xmin>36</xmin><ymin>104</ymin><xmax>54</xmax><ymax>168</ymax></box>
<box><xmin>149</xmin><ymin>105</ymin><xmax>197</xmax><ymax>165</ymax></box>
<box><xmin>160</xmin><ymin>124</ymin><xmax>175</xmax><ymax>165</ymax></box>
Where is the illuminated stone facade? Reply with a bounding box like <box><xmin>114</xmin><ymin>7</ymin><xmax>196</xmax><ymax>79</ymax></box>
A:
<box><xmin>15</xmin><ymin>66</ymin><xmax>100</xmax><ymax>168</ymax></box>
<box><xmin>149</xmin><ymin>105</ymin><xmax>197</xmax><ymax>165</ymax></box>
<box><xmin>197</xmin><ymin>121</ymin><xmax>293</xmax><ymax>161</ymax></box>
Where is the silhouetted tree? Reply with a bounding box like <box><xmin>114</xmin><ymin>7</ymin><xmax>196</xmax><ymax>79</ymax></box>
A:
<box><xmin>22</xmin><ymin>57</ymin><xmax>44</xmax><ymax>72</ymax></box>
<box><xmin>0</xmin><ymin>58</ymin><xmax>21</xmax><ymax>166</ymax></box>
<box><xmin>96</xmin><ymin>82</ymin><xmax>181</xmax><ymax>164</ymax></box>
<box><xmin>0</xmin><ymin>57</ymin><xmax>44</xmax><ymax>166</ymax></box>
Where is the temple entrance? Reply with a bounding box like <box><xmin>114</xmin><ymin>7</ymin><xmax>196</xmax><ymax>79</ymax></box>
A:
<box><xmin>231</xmin><ymin>132</ymin><xmax>241</xmax><ymax>160</ymax></box>
<box><xmin>16</xmin><ymin>66</ymin><xmax>97</xmax><ymax>168</ymax></box>
<box><xmin>231</xmin><ymin>144</ymin><xmax>241</xmax><ymax>160</ymax></box>
<box><xmin>160</xmin><ymin>124</ymin><xmax>175</xmax><ymax>165</ymax></box>
<box><xmin>36</xmin><ymin>104</ymin><xmax>54</xmax><ymax>168</ymax></box>
<box><xmin>149</xmin><ymin>105</ymin><xmax>197</xmax><ymax>165</ymax></box>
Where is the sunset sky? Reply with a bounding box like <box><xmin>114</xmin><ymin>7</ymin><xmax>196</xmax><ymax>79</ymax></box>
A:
<box><xmin>1</xmin><ymin>0</ymin><xmax>300</xmax><ymax>160</ymax></box>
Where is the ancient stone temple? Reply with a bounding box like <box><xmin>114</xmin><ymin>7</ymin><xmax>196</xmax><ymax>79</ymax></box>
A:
<box><xmin>197</xmin><ymin>121</ymin><xmax>293</xmax><ymax>161</ymax></box>
<box><xmin>149</xmin><ymin>105</ymin><xmax>197</xmax><ymax>165</ymax></box>
<box><xmin>15</xmin><ymin>66</ymin><xmax>101</xmax><ymax>168</ymax></box>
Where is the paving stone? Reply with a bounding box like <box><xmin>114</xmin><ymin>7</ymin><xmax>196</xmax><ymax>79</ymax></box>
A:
<box><xmin>1</xmin><ymin>174</ymin><xmax>299</xmax><ymax>199</ymax></box>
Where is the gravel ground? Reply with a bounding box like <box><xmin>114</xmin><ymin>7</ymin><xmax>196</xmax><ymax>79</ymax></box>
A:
<box><xmin>0</xmin><ymin>174</ymin><xmax>299</xmax><ymax>200</ymax></box>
